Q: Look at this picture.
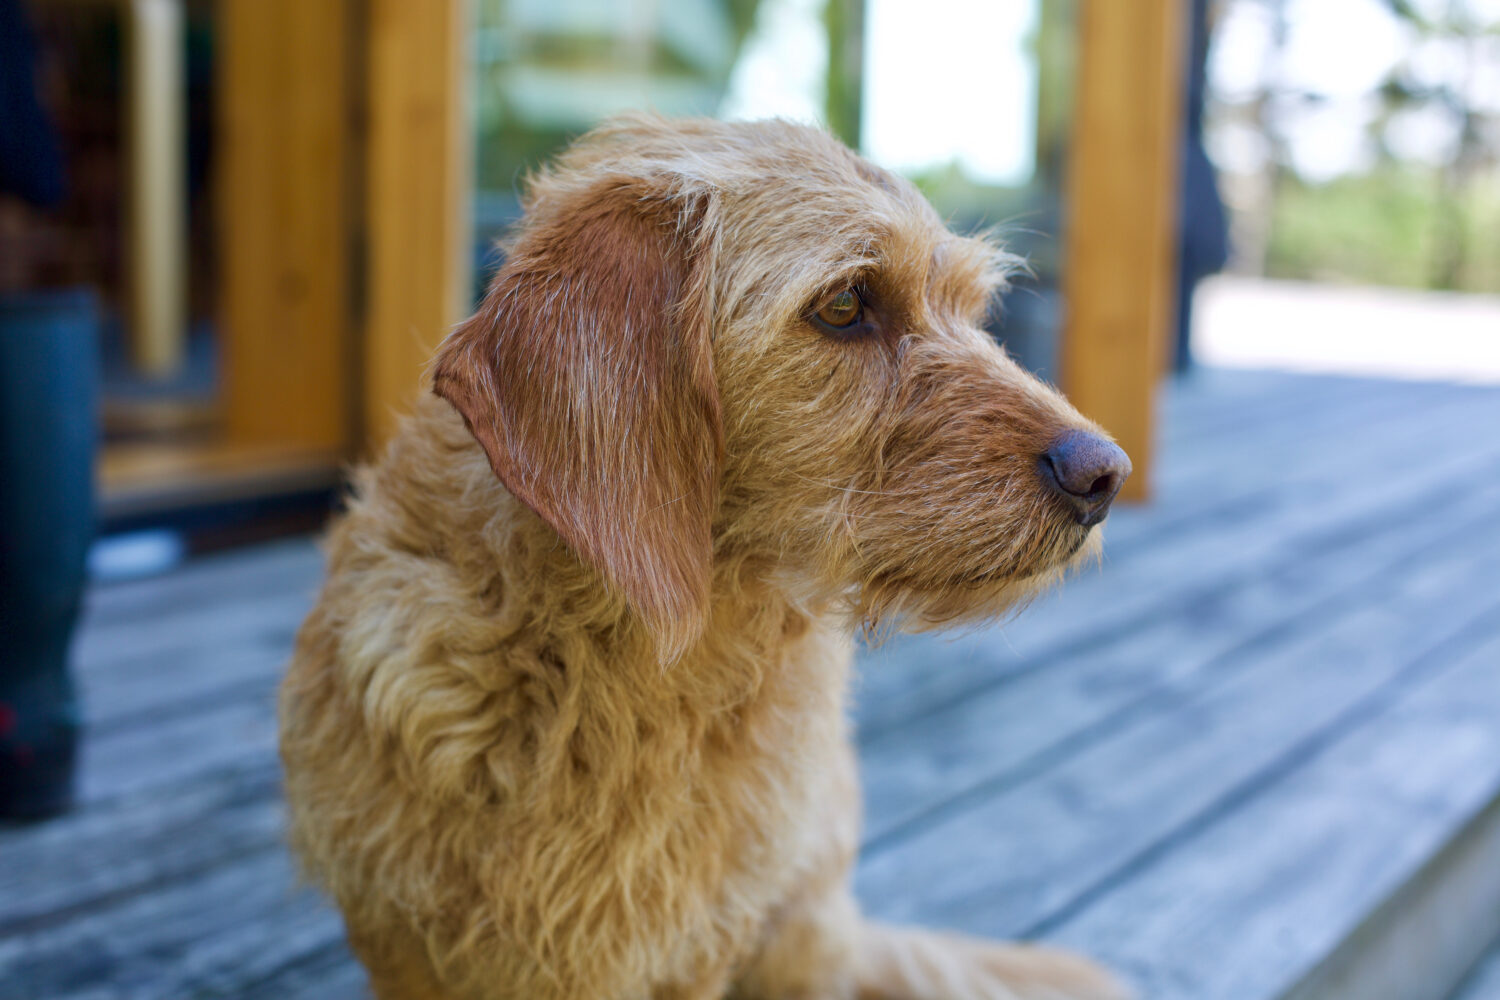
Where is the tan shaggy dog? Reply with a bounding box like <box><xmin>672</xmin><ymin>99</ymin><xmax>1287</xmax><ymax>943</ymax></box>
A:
<box><xmin>279</xmin><ymin>116</ymin><xmax>1134</xmax><ymax>1000</ymax></box>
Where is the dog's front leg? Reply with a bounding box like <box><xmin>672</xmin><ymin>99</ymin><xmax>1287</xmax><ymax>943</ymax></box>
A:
<box><xmin>730</xmin><ymin>873</ymin><xmax>863</xmax><ymax>1000</ymax></box>
<box><xmin>853</xmin><ymin>923</ymin><xmax>1132</xmax><ymax>1000</ymax></box>
<box><xmin>732</xmin><ymin>885</ymin><xmax>1131</xmax><ymax>1000</ymax></box>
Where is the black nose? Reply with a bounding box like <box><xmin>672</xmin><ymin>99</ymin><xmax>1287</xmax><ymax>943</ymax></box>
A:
<box><xmin>1039</xmin><ymin>431</ymin><xmax>1132</xmax><ymax>527</ymax></box>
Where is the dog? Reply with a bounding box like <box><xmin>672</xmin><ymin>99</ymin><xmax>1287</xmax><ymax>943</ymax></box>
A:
<box><xmin>279</xmin><ymin>115</ymin><xmax>1132</xmax><ymax>1000</ymax></box>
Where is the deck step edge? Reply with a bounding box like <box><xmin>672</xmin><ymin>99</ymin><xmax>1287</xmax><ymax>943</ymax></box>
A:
<box><xmin>1276</xmin><ymin>782</ymin><xmax>1500</xmax><ymax>1000</ymax></box>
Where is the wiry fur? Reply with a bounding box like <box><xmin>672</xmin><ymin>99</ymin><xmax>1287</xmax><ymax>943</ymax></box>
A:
<box><xmin>280</xmin><ymin>116</ymin><xmax>1131</xmax><ymax>1000</ymax></box>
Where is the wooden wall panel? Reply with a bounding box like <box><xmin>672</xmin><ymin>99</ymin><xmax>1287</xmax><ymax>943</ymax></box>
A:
<box><xmin>1060</xmin><ymin>0</ymin><xmax>1186</xmax><ymax>502</ymax></box>
<box><xmin>219</xmin><ymin>0</ymin><xmax>353</xmax><ymax>453</ymax></box>
<box><xmin>363</xmin><ymin>0</ymin><xmax>472</xmax><ymax>450</ymax></box>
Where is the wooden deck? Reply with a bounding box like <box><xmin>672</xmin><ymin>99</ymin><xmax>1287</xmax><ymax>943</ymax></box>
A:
<box><xmin>1457</xmin><ymin>944</ymin><xmax>1500</xmax><ymax>1000</ymax></box>
<box><xmin>3</xmin><ymin>367</ymin><xmax>1500</xmax><ymax>1000</ymax></box>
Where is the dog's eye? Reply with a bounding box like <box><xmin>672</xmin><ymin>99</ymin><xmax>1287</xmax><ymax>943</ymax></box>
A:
<box><xmin>813</xmin><ymin>288</ymin><xmax>863</xmax><ymax>331</ymax></box>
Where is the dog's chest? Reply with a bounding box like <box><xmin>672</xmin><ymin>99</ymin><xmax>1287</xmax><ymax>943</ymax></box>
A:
<box><xmin>659</xmin><ymin>624</ymin><xmax>860</xmax><ymax>951</ymax></box>
<box><xmin>530</xmin><ymin>622</ymin><xmax>858</xmax><ymax>980</ymax></box>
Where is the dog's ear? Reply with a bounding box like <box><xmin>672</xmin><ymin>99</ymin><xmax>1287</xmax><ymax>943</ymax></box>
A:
<box><xmin>432</xmin><ymin>180</ymin><xmax>721</xmax><ymax>657</ymax></box>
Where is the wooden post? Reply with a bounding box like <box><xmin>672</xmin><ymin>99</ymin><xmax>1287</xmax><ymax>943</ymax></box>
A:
<box><xmin>126</xmin><ymin>0</ymin><xmax>186</xmax><ymax>377</ymax></box>
<box><xmin>1059</xmin><ymin>0</ymin><xmax>1186</xmax><ymax>502</ymax></box>
<box><xmin>363</xmin><ymin>0</ymin><xmax>473</xmax><ymax>450</ymax></box>
<box><xmin>219</xmin><ymin>0</ymin><xmax>354</xmax><ymax>453</ymax></box>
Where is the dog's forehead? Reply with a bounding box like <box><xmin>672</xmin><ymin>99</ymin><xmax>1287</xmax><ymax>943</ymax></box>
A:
<box><xmin>728</xmin><ymin>133</ymin><xmax>935</xmax><ymax>229</ymax></box>
<box><xmin>554</xmin><ymin>117</ymin><xmax>1009</xmax><ymax>318</ymax></box>
<box><xmin>717</xmin><ymin>155</ymin><xmax>1002</xmax><ymax>317</ymax></box>
<box><xmin>702</xmin><ymin>130</ymin><xmax>977</xmax><ymax>280</ymax></box>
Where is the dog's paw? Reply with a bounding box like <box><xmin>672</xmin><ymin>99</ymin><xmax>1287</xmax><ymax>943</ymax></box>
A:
<box><xmin>857</xmin><ymin>925</ymin><xmax>1134</xmax><ymax>1000</ymax></box>
<box><xmin>961</xmin><ymin>940</ymin><xmax>1134</xmax><ymax>1000</ymax></box>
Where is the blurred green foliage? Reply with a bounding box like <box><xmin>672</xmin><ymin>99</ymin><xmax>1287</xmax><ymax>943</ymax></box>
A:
<box><xmin>472</xmin><ymin>0</ymin><xmax>761</xmax><ymax>197</ymax></box>
<box><xmin>1267</xmin><ymin>168</ymin><xmax>1500</xmax><ymax>293</ymax></box>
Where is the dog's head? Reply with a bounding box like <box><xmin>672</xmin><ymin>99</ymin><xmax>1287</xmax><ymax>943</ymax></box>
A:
<box><xmin>434</xmin><ymin>116</ymin><xmax>1128</xmax><ymax>655</ymax></box>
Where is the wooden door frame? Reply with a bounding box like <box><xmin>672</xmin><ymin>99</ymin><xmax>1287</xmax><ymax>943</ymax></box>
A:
<box><xmin>219</xmin><ymin>0</ymin><xmax>355</xmax><ymax>457</ymax></box>
<box><xmin>108</xmin><ymin>0</ymin><xmax>472</xmax><ymax>516</ymax></box>
<box><xmin>103</xmin><ymin>0</ymin><xmax>356</xmax><ymax>519</ymax></box>
<box><xmin>220</xmin><ymin>0</ymin><xmax>471</xmax><ymax>461</ymax></box>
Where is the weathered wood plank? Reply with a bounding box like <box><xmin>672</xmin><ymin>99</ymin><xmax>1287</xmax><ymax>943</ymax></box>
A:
<box><xmin>1159</xmin><ymin>369</ymin><xmax>1453</xmax><ymax>455</ymax></box>
<box><xmin>75</xmin><ymin>582</ymin><xmax>315</xmax><ymax>672</ymax></box>
<box><xmin>0</xmin><ymin>760</ymin><xmax>281</xmax><ymax>935</ymax></box>
<box><xmin>0</xmin><ymin>848</ymin><xmax>346</xmax><ymax>1000</ymax></box>
<box><xmin>856</xmin><ymin>411</ymin><xmax>1500</xmax><ymax>735</ymax></box>
<box><xmin>855</xmin><ymin>522</ymin><xmax>1500</xmax><ymax>935</ymax></box>
<box><xmin>241</xmin><ymin>949</ymin><xmax>372</xmax><ymax>1000</ymax></box>
<box><xmin>1157</xmin><ymin>369</ymin><xmax>1383</xmax><ymax>443</ymax></box>
<box><xmin>1278</xmin><ymin>791</ymin><xmax>1500</xmax><ymax>1000</ymax></box>
<box><xmin>83</xmin><ymin>639</ymin><xmax>294</xmax><ymax>736</ymax></box>
<box><xmin>1113</xmin><ymin>375</ymin><xmax>1457</xmax><ymax>549</ymax></box>
<box><xmin>1044</xmin><ymin>631</ymin><xmax>1500</xmax><ymax>1000</ymax></box>
<box><xmin>859</xmin><ymin>470</ymin><xmax>1500</xmax><ymax>845</ymax></box>
<box><xmin>1453</xmin><ymin>943</ymin><xmax>1500</xmax><ymax>1000</ymax></box>
<box><xmin>1141</xmin><ymin>379</ymin><xmax>1486</xmax><ymax>532</ymax></box>
<box><xmin>81</xmin><ymin>537</ymin><xmax>323</xmax><ymax>629</ymax></box>
<box><xmin>1108</xmin><ymin>378</ymin><xmax>1494</xmax><ymax>555</ymax></box>
<box><xmin>1157</xmin><ymin>371</ymin><xmax>1483</xmax><ymax>454</ymax></box>
<box><xmin>76</xmin><ymin>695</ymin><xmax>278</xmax><ymax>807</ymax></box>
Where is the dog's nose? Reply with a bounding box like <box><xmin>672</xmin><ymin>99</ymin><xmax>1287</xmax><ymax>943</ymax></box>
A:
<box><xmin>1039</xmin><ymin>431</ymin><xmax>1132</xmax><ymax>527</ymax></box>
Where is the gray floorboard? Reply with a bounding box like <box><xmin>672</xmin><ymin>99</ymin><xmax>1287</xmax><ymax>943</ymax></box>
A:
<box><xmin>3</xmin><ymin>370</ymin><xmax>1499</xmax><ymax>999</ymax></box>
<box><xmin>1454</xmin><ymin>945</ymin><xmax>1500</xmax><ymax>1000</ymax></box>
<box><xmin>1047</xmin><ymin>630</ymin><xmax>1500</xmax><ymax>1000</ymax></box>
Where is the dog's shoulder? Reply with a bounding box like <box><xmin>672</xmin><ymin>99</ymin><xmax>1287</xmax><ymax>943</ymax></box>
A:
<box><xmin>306</xmin><ymin>393</ymin><xmax>523</xmax><ymax>651</ymax></box>
<box><xmin>333</xmin><ymin>393</ymin><xmax>516</xmax><ymax>560</ymax></box>
<box><xmin>306</xmin><ymin>391</ymin><xmax>621</xmax><ymax>677</ymax></box>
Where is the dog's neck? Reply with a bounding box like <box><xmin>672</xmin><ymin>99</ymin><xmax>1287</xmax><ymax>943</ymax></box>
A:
<box><xmin>515</xmin><ymin>509</ymin><xmax>827</xmax><ymax>692</ymax></box>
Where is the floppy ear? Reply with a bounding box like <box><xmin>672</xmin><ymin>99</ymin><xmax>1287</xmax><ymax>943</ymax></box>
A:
<box><xmin>431</xmin><ymin>180</ymin><xmax>721</xmax><ymax>656</ymax></box>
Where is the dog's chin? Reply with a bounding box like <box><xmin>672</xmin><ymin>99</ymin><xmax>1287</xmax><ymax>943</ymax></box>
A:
<box><xmin>949</xmin><ymin>523</ymin><xmax>1101</xmax><ymax>587</ymax></box>
<box><xmin>853</xmin><ymin>522</ymin><xmax>1103</xmax><ymax>636</ymax></box>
